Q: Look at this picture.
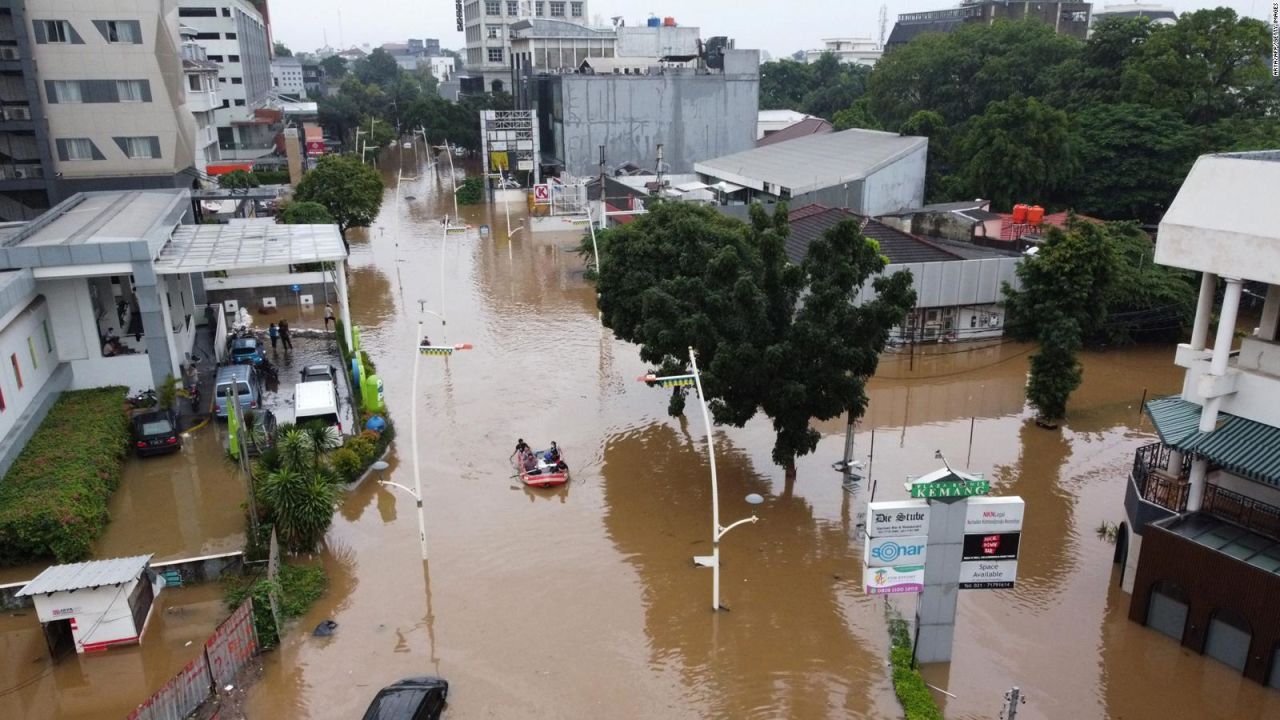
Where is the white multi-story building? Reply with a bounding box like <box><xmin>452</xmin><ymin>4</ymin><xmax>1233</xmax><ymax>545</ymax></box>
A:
<box><xmin>463</xmin><ymin>0</ymin><xmax>590</xmax><ymax>92</ymax></box>
<box><xmin>1119</xmin><ymin>150</ymin><xmax>1280</xmax><ymax>687</ymax></box>
<box><xmin>0</xmin><ymin>0</ymin><xmax>201</xmax><ymax>221</ymax></box>
<box><xmin>804</xmin><ymin>37</ymin><xmax>881</xmax><ymax>67</ymax></box>
<box><xmin>429</xmin><ymin>56</ymin><xmax>456</xmax><ymax>82</ymax></box>
<box><xmin>270</xmin><ymin>55</ymin><xmax>306</xmax><ymax>99</ymax></box>
<box><xmin>181</xmin><ymin>25</ymin><xmax>221</xmax><ymax>175</ymax></box>
<box><xmin>176</xmin><ymin>1</ymin><xmax>273</xmax><ymax>159</ymax></box>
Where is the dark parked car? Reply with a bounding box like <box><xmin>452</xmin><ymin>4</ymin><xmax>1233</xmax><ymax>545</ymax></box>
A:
<box><xmin>229</xmin><ymin>336</ymin><xmax>265</xmax><ymax>366</ymax></box>
<box><xmin>300</xmin><ymin>364</ymin><xmax>337</xmax><ymax>385</ymax></box>
<box><xmin>361</xmin><ymin>677</ymin><xmax>448</xmax><ymax>720</ymax></box>
<box><xmin>132</xmin><ymin>410</ymin><xmax>180</xmax><ymax>456</ymax></box>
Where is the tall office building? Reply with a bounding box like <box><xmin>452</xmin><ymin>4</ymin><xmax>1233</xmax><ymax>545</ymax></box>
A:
<box><xmin>176</xmin><ymin>0</ymin><xmax>272</xmax><ymax>160</ymax></box>
<box><xmin>0</xmin><ymin>0</ymin><xmax>201</xmax><ymax>221</ymax></box>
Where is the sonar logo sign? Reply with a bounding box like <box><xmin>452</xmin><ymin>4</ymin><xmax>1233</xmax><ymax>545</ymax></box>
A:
<box><xmin>865</xmin><ymin>535</ymin><xmax>928</xmax><ymax>568</ymax></box>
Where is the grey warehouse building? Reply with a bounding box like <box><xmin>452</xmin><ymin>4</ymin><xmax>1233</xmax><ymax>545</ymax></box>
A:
<box><xmin>520</xmin><ymin>50</ymin><xmax>760</xmax><ymax>179</ymax></box>
<box><xmin>694</xmin><ymin>128</ymin><xmax>927</xmax><ymax>217</ymax></box>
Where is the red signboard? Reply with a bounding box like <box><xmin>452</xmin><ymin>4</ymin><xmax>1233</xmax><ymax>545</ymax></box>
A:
<box><xmin>305</xmin><ymin>140</ymin><xmax>326</xmax><ymax>155</ymax></box>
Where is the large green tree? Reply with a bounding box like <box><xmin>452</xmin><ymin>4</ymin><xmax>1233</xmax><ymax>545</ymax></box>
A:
<box><xmin>1073</xmin><ymin>103</ymin><xmax>1199</xmax><ymax>222</ymax></box>
<box><xmin>955</xmin><ymin>96</ymin><xmax>1077</xmax><ymax>210</ymax></box>
<box><xmin>319</xmin><ymin>55</ymin><xmax>347</xmax><ymax>80</ymax></box>
<box><xmin>294</xmin><ymin>154</ymin><xmax>384</xmax><ymax>237</ymax></box>
<box><xmin>278</xmin><ymin>201</ymin><xmax>334</xmax><ymax>224</ymax></box>
<box><xmin>1004</xmin><ymin>218</ymin><xmax>1116</xmax><ymax>423</ymax></box>
<box><xmin>589</xmin><ymin>202</ymin><xmax>914</xmax><ymax>477</ymax></box>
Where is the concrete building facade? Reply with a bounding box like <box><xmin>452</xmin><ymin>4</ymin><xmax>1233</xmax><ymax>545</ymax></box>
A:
<box><xmin>176</xmin><ymin>1</ymin><xmax>272</xmax><ymax>160</ymax></box>
<box><xmin>180</xmin><ymin>24</ymin><xmax>221</xmax><ymax>175</ymax></box>
<box><xmin>0</xmin><ymin>0</ymin><xmax>201</xmax><ymax>222</ymax></box>
<box><xmin>804</xmin><ymin>37</ymin><xmax>882</xmax><ymax>66</ymax></box>
<box><xmin>1117</xmin><ymin>151</ymin><xmax>1280</xmax><ymax>688</ymax></box>
<box><xmin>270</xmin><ymin>54</ymin><xmax>305</xmax><ymax>98</ymax></box>
<box><xmin>462</xmin><ymin>0</ymin><xmax>591</xmax><ymax>92</ymax></box>
<box><xmin>887</xmin><ymin>1</ymin><xmax>1092</xmax><ymax>48</ymax></box>
<box><xmin>525</xmin><ymin>50</ymin><xmax>759</xmax><ymax>179</ymax></box>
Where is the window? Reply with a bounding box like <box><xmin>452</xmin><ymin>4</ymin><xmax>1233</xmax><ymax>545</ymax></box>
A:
<box><xmin>507</xmin><ymin>0</ymin><xmax>519</xmax><ymax>15</ymax></box>
<box><xmin>11</xmin><ymin>354</ymin><xmax>21</xmax><ymax>390</ymax></box>
<box><xmin>571</xmin><ymin>2</ymin><xmax>583</xmax><ymax>17</ymax></box>
<box><xmin>42</xmin><ymin>320</ymin><xmax>51</xmax><ymax>353</ymax></box>
<box><xmin>221</xmin><ymin>99</ymin><xmax>230</xmax><ymax>108</ymax></box>
<box><xmin>536</xmin><ymin>1</ymin><xmax>544</xmax><ymax>16</ymax></box>
<box><xmin>122</xmin><ymin>136</ymin><xmax>156</xmax><ymax>159</ymax></box>
<box><xmin>178</xmin><ymin>7</ymin><xmax>217</xmax><ymax>17</ymax></box>
<box><xmin>50</xmin><ymin>80</ymin><xmax>81</xmax><ymax>103</ymax></box>
<box><xmin>234</xmin><ymin>99</ymin><xmax>245</xmax><ymax>106</ymax></box>
<box><xmin>62</xmin><ymin>138</ymin><xmax>95</xmax><ymax>160</ymax></box>
<box><xmin>219</xmin><ymin>77</ymin><xmax>227</xmax><ymax>83</ymax></box>
<box><xmin>194</xmin><ymin>32</ymin><xmax>219</xmax><ymax>40</ymax></box>
<box><xmin>116</xmin><ymin>80</ymin><xmax>146</xmax><ymax>102</ymax></box>
<box><xmin>41</xmin><ymin>20</ymin><xmax>71</xmax><ymax>42</ymax></box>
<box><xmin>28</xmin><ymin>338</ymin><xmax>37</xmax><ymax>369</ymax></box>
<box><xmin>208</xmin><ymin>54</ymin><xmax>224</xmax><ymax>62</ymax></box>
<box><xmin>485</xmin><ymin>1</ymin><xmax>500</xmax><ymax>15</ymax></box>
<box><xmin>550</xmin><ymin>2</ymin><xmax>565</xmax><ymax>17</ymax></box>
<box><xmin>487</xmin><ymin>25</ymin><xmax>501</xmax><ymax>39</ymax></box>
<box><xmin>225</xmin><ymin>32</ymin><xmax>236</xmax><ymax>39</ymax></box>
<box><xmin>231</xmin><ymin>77</ymin><xmax>243</xmax><ymax>84</ymax></box>
<box><xmin>487</xmin><ymin>47</ymin><xmax>503</xmax><ymax>63</ymax></box>
<box><xmin>188</xmin><ymin>75</ymin><xmax>201</xmax><ymax>91</ymax></box>
<box><xmin>103</xmin><ymin>20</ymin><xmax>139</xmax><ymax>43</ymax></box>
<box><xmin>221</xmin><ymin>8</ymin><xmax>231</xmax><ymax>17</ymax></box>
<box><xmin>228</xmin><ymin>54</ymin><xmax>240</xmax><ymax>62</ymax></box>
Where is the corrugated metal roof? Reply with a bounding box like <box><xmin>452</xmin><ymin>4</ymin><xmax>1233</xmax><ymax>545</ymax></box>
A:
<box><xmin>786</xmin><ymin>204</ymin><xmax>960</xmax><ymax>265</ymax></box>
<box><xmin>16</xmin><ymin>554</ymin><xmax>152</xmax><ymax>597</ymax></box>
<box><xmin>1146</xmin><ymin>396</ymin><xmax>1280</xmax><ymax>487</ymax></box>
<box><xmin>695</xmin><ymin>128</ymin><xmax>927</xmax><ymax>196</ymax></box>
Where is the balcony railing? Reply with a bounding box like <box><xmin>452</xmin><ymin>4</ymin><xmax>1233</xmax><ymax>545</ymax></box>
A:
<box><xmin>1133</xmin><ymin>442</ymin><xmax>1192</xmax><ymax>513</ymax></box>
<box><xmin>0</xmin><ymin>163</ymin><xmax>44</xmax><ymax>180</ymax></box>
<box><xmin>1204</xmin><ymin>484</ymin><xmax>1280</xmax><ymax>542</ymax></box>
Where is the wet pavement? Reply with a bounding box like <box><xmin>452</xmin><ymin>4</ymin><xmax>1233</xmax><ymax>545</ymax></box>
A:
<box><xmin>0</xmin><ymin>584</ymin><xmax>227</xmax><ymax>718</ymax></box>
<box><xmin>237</xmin><ymin>147</ymin><xmax>1280</xmax><ymax>719</ymax></box>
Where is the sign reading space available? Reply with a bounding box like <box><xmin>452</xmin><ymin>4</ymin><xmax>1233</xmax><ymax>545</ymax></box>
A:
<box><xmin>964</xmin><ymin>496</ymin><xmax>1025</xmax><ymax>533</ymax></box>
<box><xmin>959</xmin><ymin>559</ymin><xmax>1018</xmax><ymax>589</ymax></box>
<box><xmin>866</xmin><ymin>499</ymin><xmax>929</xmax><ymax>537</ymax></box>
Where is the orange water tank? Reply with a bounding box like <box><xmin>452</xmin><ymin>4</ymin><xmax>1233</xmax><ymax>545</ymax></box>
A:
<box><xmin>663</xmin><ymin>16</ymin><xmax>677</xmax><ymax>26</ymax></box>
<box><xmin>1027</xmin><ymin>205</ymin><xmax>1045</xmax><ymax>225</ymax></box>
<box><xmin>1012</xmin><ymin>204</ymin><xmax>1028</xmax><ymax>224</ymax></box>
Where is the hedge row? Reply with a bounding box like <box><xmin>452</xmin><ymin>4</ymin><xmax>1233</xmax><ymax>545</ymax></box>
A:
<box><xmin>887</xmin><ymin>616</ymin><xmax>944</xmax><ymax>720</ymax></box>
<box><xmin>0</xmin><ymin>387</ymin><xmax>129</xmax><ymax>564</ymax></box>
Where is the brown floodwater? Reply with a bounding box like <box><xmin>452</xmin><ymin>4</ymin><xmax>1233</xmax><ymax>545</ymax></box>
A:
<box><xmin>232</xmin><ymin>147</ymin><xmax>1280</xmax><ymax>718</ymax></box>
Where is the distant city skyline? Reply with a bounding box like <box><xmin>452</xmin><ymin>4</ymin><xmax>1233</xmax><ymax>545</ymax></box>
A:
<box><xmin>267</xmin><ymin>0</ymin><xmax>1270</xmax><ymax>58</ymax></box>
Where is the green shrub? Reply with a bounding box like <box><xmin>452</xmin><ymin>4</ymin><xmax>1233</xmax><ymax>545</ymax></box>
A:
<box><xmin>330</xmin><ymin>447</ymin><xmax>363</xmax><ymax>483</ymax></box>
<box><xmin>224</xmin><ymin>560</ymin><xmax>326</xmax><ymax>648</ymax></box>
<box><xmin>0</xmin><ymin>387</ymin><xmax>129</xmax><ymax>564</ymax></box>
<box><xmin>455</xmin><ymin>176</ymin><xmax>485</xmax><ymax>205</ymax></box>
<box><xmin>251</xmin><ymin>169</ymin><xmax>292</xmax><ymax>185</ymax></box>
<box><xmin>887</xmin><ymin>616</ymin><xmax>943</xmax><ymax>720</ymax></box>
<box><xmin>343</xmin><ymin>435</ymin><xmax>375</xmax><ymax>465</ymax></box>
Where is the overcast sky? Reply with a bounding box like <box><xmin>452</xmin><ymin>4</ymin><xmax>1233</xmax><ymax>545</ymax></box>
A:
<box><xmin>268</xmin><ymin>1</ymin><xmax>1270</xmax><ymax>58</ymax></box>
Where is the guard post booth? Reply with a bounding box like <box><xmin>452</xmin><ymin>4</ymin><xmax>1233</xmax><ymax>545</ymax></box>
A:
<box><xmin>16</xmin><ymin>554</ymin><xmax>162</xmax><ymax>657</ymax></box>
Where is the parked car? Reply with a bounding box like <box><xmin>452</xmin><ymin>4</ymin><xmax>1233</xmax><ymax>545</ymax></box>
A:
<box><xmin>213</xmin><ymin>364</ymin><xmax>261</xmax><ymax>419</ymax></box>
<box><xmin>132</xmin><ymin>410</ymin><xmax>181</xmax><ymax>456</ymax></box>
<box><xmin>361</xmin><ymin>677</ymin><xmax>448</xmax><ymax>720</ymax></box>
<box><xmin>229</xmin><ymin>336</ymin><xmax>265</xmax><ymax>366</ymax></box>
<box><xmin>300</xmin><ymin>364</ymin><xmax>336</xmax><ymax>385</ymax></box>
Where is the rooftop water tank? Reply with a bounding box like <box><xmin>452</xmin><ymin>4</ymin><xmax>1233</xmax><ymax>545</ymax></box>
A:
<box><xmin>647</xmin><ymin>17</ymin><xmax>661</xmax><ymax>27</ymax></box>
<box><xmin>1027</xmin><ymin>205</ymin><xmax>1045</xmax><ymax>225</ymax></box>
<box><xmin>1012</xmin><ymin>204</ymin><xmax>1028</xmax><ymax>224</ymax></box>
<box><xmin>663</xmin><ymin>17</ymin><xmax>677</xmax><ymax>26</ymax></box>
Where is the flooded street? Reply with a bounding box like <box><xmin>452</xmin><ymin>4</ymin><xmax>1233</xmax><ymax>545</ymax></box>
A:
<box><xmin>232</xmin><ymin>147</ymin><xmax>1280</xmax><ymax>718</ymax></box>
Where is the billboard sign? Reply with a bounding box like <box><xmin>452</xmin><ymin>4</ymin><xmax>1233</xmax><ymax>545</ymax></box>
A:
<box><xmin>959</xmin><ymin>559</ymin><xmax>1018</xmax><ymax>589</ymax></box>
<box><xmin>864</xmin><ymin>564</ymin><xmax>925</xmax><ymax>595</ymax></box>
<box><xmin>866</xmin><ymin>500</ymin><xmax>929</xmax><ymax>538</ymax></box>
<box><xmin>864</xmin><ymin>535</ymin><xmax>928</xmax><ymax>568</ymax></box>
<box><xmin>533</xmin><ymin>184</ymin><xmax>550</xmax><ymax>204</ymax></box>
<box><xmin>911</xmin><ymin>479</ymin><xmax>990</xmax><ymax>498</ymax></box>
<box><xmin>964</xmin><ymin>496</ymin><xmax>1025</xmax><ymax>533</ymax></box>
<box><xmin>962</xmin><ymin>532</ymin><xmax>1021</xmax><ymax>561</ymax></box>
<box><xmin>305</xmin><ymin>140</ymin><xmax>326</xmax><ymax>156</ymax></box>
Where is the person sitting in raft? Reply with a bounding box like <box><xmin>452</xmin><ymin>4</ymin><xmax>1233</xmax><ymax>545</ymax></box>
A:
<box><xmin>544</xmin><ymin>441</ymin><xmax>560</xmax><ymax>464</ymax></box>
<box><xmin>523</xmin><ymin>451</ymin><xmax>539</xmax><ymax>474</ymax></box>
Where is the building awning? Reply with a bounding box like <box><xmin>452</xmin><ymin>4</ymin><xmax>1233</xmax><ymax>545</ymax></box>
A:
<box><xmin>17</xmin><ymin>554</ymin><xmax>152</xmax><ymax>597</ymax></box>
<box><xmin>206</xmin><ymin>163</ymin><xmax>254</xmax><ymax>176</ymax></box>
<box><xmin>1146</xmin><ymin>396</ymin><xmax>1280</xmax><ymax>486</ymax></box>
<box><xmin>674</xmin><ymin>181</ymin><xmax>710</xmax><ymax>193</ymax></box>
<box><xmin>153</xmin><ymin>223</ymin><xmax>346</xmax><ymax>275</ymax></box>
<box><xmin>711</xmin><ymin>181</ymin><xmax>745</xmax><ymax>194</ymax></box>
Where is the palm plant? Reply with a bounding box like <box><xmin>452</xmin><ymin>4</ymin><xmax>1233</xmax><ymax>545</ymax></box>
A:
<box><xmin>257</xmin><ymin>467</ymin><xmax>338</xmax><ymax>552</ymax></box>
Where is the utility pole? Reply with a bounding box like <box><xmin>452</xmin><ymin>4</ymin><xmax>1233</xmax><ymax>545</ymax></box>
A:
<box><xmin>1002</xmin><ymin>687</ymin><xmax>1026</xmax><ymax>720</ymax></box>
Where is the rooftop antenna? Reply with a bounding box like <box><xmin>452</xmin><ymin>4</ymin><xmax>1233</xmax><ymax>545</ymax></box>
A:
<box><xmin>338</xmin><ymin>8</ymin><xmax>344</xmax><ymax>50</ymax></box>
<box><xmin>934</xmin><ymin>449</ymin><xmax>953</xmax><ymax>473</ymax></box>
<box><xmin>878</xmin><ymin>3</ymin><xmax>888</xmax><ymax>50</ymax></box>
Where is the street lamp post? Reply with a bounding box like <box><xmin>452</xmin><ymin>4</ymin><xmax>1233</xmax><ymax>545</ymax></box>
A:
<box><xmin>389</xmin><ymin>322</ymin><xmax>473</xmax><ymax>560</ymax></box>
<box><xmin>638</xmin><ymin>346</ymin><xmax>764</xmax><ymax>611</ymax></box>
<box><xmin>432</xmin><ymin>141</ymin><xmax>460</xmax><ymax>220</ymax></box>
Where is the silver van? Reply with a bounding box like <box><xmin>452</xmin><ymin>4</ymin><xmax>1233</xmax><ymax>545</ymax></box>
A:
<box><xmin>214</xmin><ymin>364</ymin><xmax>261</xmax><ymax>418</ymax></box>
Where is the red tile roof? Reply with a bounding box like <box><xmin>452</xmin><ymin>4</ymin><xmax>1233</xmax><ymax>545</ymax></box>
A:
<box><xmin>995</xmin><ymin>210</ymin><xmax>1102</xmax><ymax>242</ymax></box>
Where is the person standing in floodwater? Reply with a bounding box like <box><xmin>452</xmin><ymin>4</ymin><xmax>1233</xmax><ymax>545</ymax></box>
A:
<box><xmin>268</xmin><ymin>322</ymin><xmax>279</xmax><ymax>350</ymax></box>
<box><xmin>324</xmin><ymin>303</ymin><xmax>335</xmax><ymax>330</ymax></box>
<box><xmin>279</xmin><ymin>319</ymin><xmax>293</xmax><ymax>350</ymax></box>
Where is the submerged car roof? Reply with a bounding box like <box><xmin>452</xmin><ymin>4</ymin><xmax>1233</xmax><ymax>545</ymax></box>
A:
<box><xmin>361</xmin><ymin>677</ymin><xmax>447</xmax><ymax>720</ymax></box>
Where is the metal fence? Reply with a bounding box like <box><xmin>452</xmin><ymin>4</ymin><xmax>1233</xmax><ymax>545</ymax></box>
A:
<box><xmin>126</xmin><ymin>598</ymin><xmax>259</xmax><ymax>720</ymax></box>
